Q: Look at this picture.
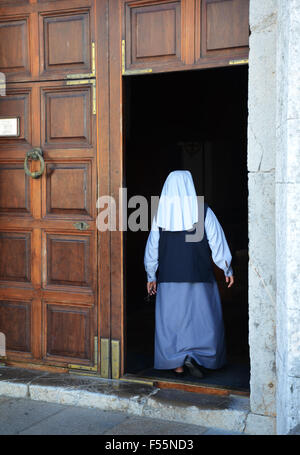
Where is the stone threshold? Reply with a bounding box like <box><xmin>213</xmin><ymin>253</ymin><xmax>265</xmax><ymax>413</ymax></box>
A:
<box><xmin>0</xmin><ymin>365</ymin><xmax>275</xmax><ymax>435</ymax></box>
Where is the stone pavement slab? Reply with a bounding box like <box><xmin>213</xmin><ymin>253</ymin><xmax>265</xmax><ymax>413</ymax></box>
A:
<box><xmin>0</xmin><ymin>397</ymin><xmax>242</xmax><ymax>435</ymax></box>
<box><xmin>18</xmin><ymin>401</ymin><xmax>130</xmax><ymax>435</ymax></box>
<box><xmin>102</xmin><ymin>414</ymin><xmax>208</xmax><ymax>435</ymax></box>
<box><xmin>0</xmin><ymin>395</ymin><xmax>69</xmax><ymax>435</ymax></box>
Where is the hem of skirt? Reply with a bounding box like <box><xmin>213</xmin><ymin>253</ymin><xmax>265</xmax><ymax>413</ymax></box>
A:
<box><xmin>154</xmin><ymin>354</ymin><xmax>226</xmax><ymax>371</ymax></box>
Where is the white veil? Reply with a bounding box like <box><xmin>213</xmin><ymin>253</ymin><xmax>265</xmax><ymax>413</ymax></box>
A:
<box><xmin>155</xmin><ymin>170</ymin><xmax>198</xmax><ymax>231</ymax></box>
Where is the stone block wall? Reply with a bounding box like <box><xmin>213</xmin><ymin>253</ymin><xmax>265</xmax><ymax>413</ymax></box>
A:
<box><xmin>275</xmin><ymin>0</ymin><xmax>300</xmax><ymax>435</ymax></box>
<box><xmin>248</xmin><ymin>0</ymin><xmax>277</xmax><ymax>419</ymax></box>
<box><xmin>249</xmin><ymin>0</ymin><xmax>300</xmax><ymax>434</ymax></box>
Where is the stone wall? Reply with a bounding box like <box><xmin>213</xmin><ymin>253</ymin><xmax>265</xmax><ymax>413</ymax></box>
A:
<box><xmin>275</xmin><ymin>0</ymin><xmax>300</xmax><ymax>435</ymax></box>
<box><xmin>248</xmin><ymin>0</ymin><xmax>277</xmax><ymax>420</ymax></box>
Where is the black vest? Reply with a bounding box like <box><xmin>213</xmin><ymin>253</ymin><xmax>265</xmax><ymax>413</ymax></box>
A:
<box><xmin>157</xmin><ymin>203</ymin><xmax>215</xmax><ymax>283</ymax></box>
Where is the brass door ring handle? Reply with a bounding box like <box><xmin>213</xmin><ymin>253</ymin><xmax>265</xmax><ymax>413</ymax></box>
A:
<box><xmin>24</xmin><ymin>147</ymin><xmax>45</xmax><ymax>179</ymax></box>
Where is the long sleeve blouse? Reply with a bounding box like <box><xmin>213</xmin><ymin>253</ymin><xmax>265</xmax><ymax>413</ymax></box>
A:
<box><xmin>144</xmin><ymin>206</ymin><xmax>233</xmax><ymax>282</ymax></box>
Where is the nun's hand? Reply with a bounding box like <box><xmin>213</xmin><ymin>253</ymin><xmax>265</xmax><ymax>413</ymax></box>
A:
<box><xmin>147</xmin><ymin>281</ymin><xmax>157</xmax><ymax>295</ymax></box>
<box><xmin>225</xmin><ymin>275</ymin><xmax>234</xmax><ymax>288</ymax></box>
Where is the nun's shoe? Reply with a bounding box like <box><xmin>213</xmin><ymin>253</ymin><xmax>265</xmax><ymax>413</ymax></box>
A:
<box><xmin>184</xmin><ymin>356</ymin><xmax>205</xmax><ymax>378</ymax></box>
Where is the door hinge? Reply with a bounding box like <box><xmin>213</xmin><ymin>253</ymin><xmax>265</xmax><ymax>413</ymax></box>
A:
<box><xmin>100</xmin><ymin>338</ymin><xmax>110</xmax><ymax>378</ymax></box>
<box><xmin>66</xmin><ymin>78</ymin><xmax>96</xmax><ymax>115</ymax></box>
<box><xmin>111</xmin><ymin>339</ymin><xmax>120</xmax><ymax>379</ymax></box>
<box><xmin>67</xmin><ymin>41</ymin><xmax>96</xmax><ymax>79</ymax></box>
<box><xmin>122</xmin><ymin>40</ymin><xmax>152</xmax><ymax>75</ymax></box>
<box><xmin>68</xmin><ymin>336</ymin><xmax>98</xmax><ymax>372</ymax></box>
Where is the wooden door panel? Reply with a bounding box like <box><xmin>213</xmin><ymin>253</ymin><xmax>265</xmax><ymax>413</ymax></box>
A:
<box><xmin>0</xmin><ymin>16</ymin><xmax>31</xmax><ymax>80</ymax></box>
<box><xmin>41</xmin><ymin>84</ymin><xmax>94</xmax><ymax>149</ymax></box>
<box><xmin>124</xmin><ymin>1</ymin><xmax>183</xmax><ymax>72</ymax></box>
<box><xmin>196</xmin><ymin>0</ymin><xmax>249</xmax><ymax>63</ymax></box>
<box><xmin>43</xmin><ymin>161</ymin><xmax>93</xmax><ymax>219</ymax></box>
<box><xmin>0</xmin><ymin>0</ymin><xmax>95</xmax><ymax>83</ymax></box>
<box><xmin>0</xmin><ymin>164</ymin><xmax>31</xmax><ymax>217</ymax></box>
<box><xmin>206</xmin><ymin>0</ymin><xmax>249</xmax><ymax>50</ymax></box>
<box><xmin>122</xmin><ymin>0</ymin><xmax>249</xmax><ymax>75</ymax></box>
<box><xmin>0</xmin><ymin>232</ymin><xmax>32</xmax><ymax>285</ymax></box>
<box><xmin>0</xmin><ymin>299</ymin><xmax>32</xmax><ymax>355</ymax></box>
<box><xmin>39</xmin><ymin>9</ymin><xmax>93</xmax><ymax>80</ymax></box>
<box><xmin>44</xmin><ymin>302</ymin><xmax>93</xmax><ymax>364</ymax></box>
<box><xmin>43</xmin><ymin>232</ymin><xmax>95</xmax><ymax>291</ymax></box>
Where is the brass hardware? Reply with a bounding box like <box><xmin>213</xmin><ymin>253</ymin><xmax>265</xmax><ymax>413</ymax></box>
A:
<box><xmin>24</xmin><ymin>147</ymin><xmax>45</xmax><ymax>179</ymax></box>
<box><xmin>91</xmin><ymin>41</ymin><xmax>96</xmax><ymax>76</ymax></box>
<box><xmin>229</xmin><ymin>58</ymin><xmax>248</xmax><ymax>65</ymax></box>
<box><xmin>68</xmin><ymin>336</ymin><xmax>98</xmax><ymax>372</ymax></box>
<box><xmin>66</xmin><ymin>79</ymin><xmax>96</xmax><ymax>115</ymax></box>
<box><xmin>111</xmin><ymin>339</ymin><xmax>120</xmax><ymax>379</ymax></box>
<box><xmin>92</xmin><ymin>80</ymin><xmax>96</xmax><ymax>115</ymax></box>
<box><xmin>66</xmin><ymin>79</ymin><xmax>93</xmax><ymax>85</ymax></box>
<box><xmin>122</xmin><ymin>40</ymin><xmax>126</xmax><ymax>74</ymax></box>
<box><xmin>100</xmin><ymin>338</ymin><xmax>110</xmax><ymax>378</ymax></box>
<box><xmin>122</xmin><ymin>40</ymin><xmax>152</xmax><ymax>75</ymax></box>
<box><xmin>123</xmin><ymin>68</ymin><xmax>153</xmax><ymax>75</ymax></box>
<box><xmin>67</xmin><ymin>42</ymin><xmax>96</xmax><ymax>79</ymax></box>
<box><xmin>73</xmin><ymin>221</ymin><xmax>89</xmax><ymax>231</ymax></box>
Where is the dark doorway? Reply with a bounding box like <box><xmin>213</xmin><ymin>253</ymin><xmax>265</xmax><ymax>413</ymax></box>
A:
<box><xmin>123</xmin><ymin>66</ymin><xmax>249</xmax><ymax>392</ymax></box>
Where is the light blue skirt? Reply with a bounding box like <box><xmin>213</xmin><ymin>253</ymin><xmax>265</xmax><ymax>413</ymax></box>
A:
<box><xmin>154</xmin><ymin>281</ymin><xmax>227</xmax><ymax>370</ymax></box>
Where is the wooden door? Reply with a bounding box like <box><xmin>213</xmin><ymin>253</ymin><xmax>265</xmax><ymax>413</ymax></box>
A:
<box><xmin>109</xmin><ymin>0</ymin><xmax>249</xmax><ymax>379</ymax></box>
<box><xmin>0</xmin><ymin>0</ymin><xmax>110</xmax><ymax>375</ymax></box>
<box><xmin>122</xmin><ymin>0</ymin><xmax>249</xmax><ymax>74</ymax></box>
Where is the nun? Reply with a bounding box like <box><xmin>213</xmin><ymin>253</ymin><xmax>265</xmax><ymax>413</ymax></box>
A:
<box><xmin>144</xmin><ymin>170</ymin><xmax>234</xmax><ymax>378</ymax></box>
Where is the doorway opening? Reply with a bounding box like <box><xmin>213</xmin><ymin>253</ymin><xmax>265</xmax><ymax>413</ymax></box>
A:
<box><xmin>123</xmin><ymin>66</ymin><xmax>249</xmax><ymax>393</ymax></box>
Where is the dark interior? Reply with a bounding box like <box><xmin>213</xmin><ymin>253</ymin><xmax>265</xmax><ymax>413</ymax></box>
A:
<box><xmin>123</xmin><ymin>65</ymin><xmax>250</xmax><ymax>392</ymax></box>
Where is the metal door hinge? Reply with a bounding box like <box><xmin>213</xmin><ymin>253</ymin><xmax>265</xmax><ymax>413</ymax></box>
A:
<box><xmin>68</xmin><ymin>336</ymin><xmax>98</xmax><ymax>372</ymax></box>
<box><xmin>122</xmin><ymin>40</ymin><xmax>152</xmax><ymax>75</ymax></box>
<box><xmin>67</xmin><ymin>41</ymin><xmax>96</xmax><ymax>79</ymax></box>
<box><xmin>229</xmin><ymin>58</ymin><xmax>248</xmax><ymax>65</ymax></box>
<box><xmin>100</xmin><ymin>338</ymin><xmax>109</xmax><ymax>378</ymax></box>
<box><xmin>111</xmin><ymin>339</ymin><xmax>120</xmax><ymax>379</ymax></box>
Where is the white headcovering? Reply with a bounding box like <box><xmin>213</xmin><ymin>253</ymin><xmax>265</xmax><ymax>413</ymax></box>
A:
<box><xmin>155</xmin><ymin>170</ymin><xmax>198</xmax><ymax>231</ymax></box>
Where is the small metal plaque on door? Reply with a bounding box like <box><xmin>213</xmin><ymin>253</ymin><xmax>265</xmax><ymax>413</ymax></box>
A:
<box><xmin>0</xmin><ymin>117</ymin><xmax>19</xmax><ymax>137</ymax></box>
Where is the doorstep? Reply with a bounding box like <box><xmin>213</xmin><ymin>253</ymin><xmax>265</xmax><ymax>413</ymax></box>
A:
<box><xmin>0</xmin><ymin>365</ymin><xmax>275</xmax><ymax>435</ymax></box>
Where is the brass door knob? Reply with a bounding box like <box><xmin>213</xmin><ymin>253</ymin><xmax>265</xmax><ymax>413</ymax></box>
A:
<box><xmin>24</xmin><ymin>147</ymin><xmax>45</xmax><ymax>179</ymax></box>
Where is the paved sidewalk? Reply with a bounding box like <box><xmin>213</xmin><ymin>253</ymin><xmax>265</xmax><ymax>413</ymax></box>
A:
<box><xmin>0</xmin><ymin>366</ymin><xmax>271</xmax><ymax>434</ymax></box>
<box><xmin>0</xmin><ymin>396</ymin><xmax>243</xmax><ymax>435</ymax></box>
